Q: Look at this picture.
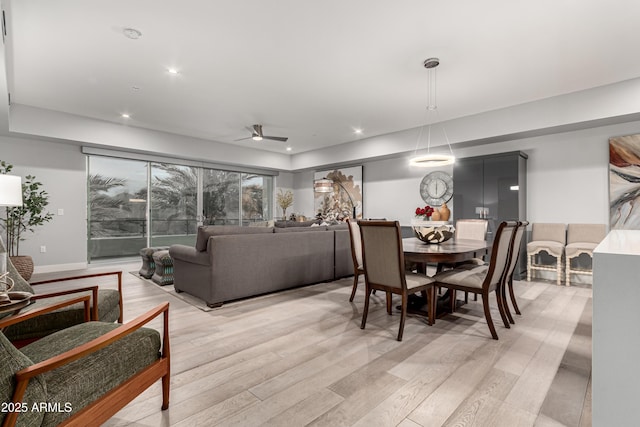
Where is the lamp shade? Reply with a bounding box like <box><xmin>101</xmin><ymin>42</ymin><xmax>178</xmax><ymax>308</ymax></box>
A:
<box><xmin>313</xmin><ymin>178</ymin><xmax>334</xmax><ymax>193</ymax></box>
<box><xmin>0</xmin><ymin>175</ymin><xmax>23</xmax><ymax>206</ymax></box>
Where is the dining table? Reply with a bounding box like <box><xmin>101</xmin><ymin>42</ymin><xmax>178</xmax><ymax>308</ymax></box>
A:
<box><xmin>402</xmin><ymin>237</ymin><xmax>490</xmax><ymax>271</ymax></box>
<box><xmin>401</xmin><ymin>237</ymin><xmax>491</xmax><ymax>320</ymax></box>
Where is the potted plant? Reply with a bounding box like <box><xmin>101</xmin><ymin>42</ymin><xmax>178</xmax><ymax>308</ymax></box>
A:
<box><xmin>0</xmin><ymin>161</ymin><xmax>53</xmax><ymax>280</ymax></box>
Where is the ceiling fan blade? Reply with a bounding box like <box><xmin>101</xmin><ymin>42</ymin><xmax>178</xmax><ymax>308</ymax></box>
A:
<box><xmin>263</xmin><ymin>135</ymin><xmax>289</xmax><ymax>142</ymax></box>
<box><xmin>234</xmin><ymin>136</ymin><xmax>253</xmax><ymax>141</ymax></box>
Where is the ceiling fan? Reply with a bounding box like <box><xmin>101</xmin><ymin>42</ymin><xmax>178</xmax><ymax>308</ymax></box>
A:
<box><xmin>235</xmin><ymin>124</ymin><xmax>288</xmax><ymax>142</ymax></box>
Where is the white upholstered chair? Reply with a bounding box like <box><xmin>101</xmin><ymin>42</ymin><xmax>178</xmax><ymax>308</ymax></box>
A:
<box><xmin>455</xmin><ymin>219</ymin><xmax>489</xmax><ymax>243</ymax></box>
<box><xmin>565</xmin><ymin>223</ymin><xmax>606</xmax><ymax>285</ymax></box>
<box><xmin>526</xmin><ymin>223</ymin><xmax>566</xmax><ymax>285</ymax></box>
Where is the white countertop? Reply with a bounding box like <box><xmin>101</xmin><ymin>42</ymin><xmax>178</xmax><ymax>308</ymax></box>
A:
<box><xmin>594</xmin><ymin>229</ymin><xmax>640</xmax><ymax>256</ymax></box>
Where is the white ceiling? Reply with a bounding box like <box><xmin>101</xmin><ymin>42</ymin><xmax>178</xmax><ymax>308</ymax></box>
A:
<box><xmin>5</xmin><ymin>0</ymin><xmax>640</xmax><ymax>154</ymax></box>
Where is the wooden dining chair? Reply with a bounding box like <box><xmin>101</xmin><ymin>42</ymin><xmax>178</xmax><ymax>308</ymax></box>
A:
<box><xmin>358</xmin><ymin>220</ymin><xmax>436</xmax><ymax>341</ymax></box>
<box><xmin>438</xmin><ymin>219</ymin><xmax>489</xmax><ymax>306</ymax></box>
<box><xmin>346</xmin><ymin>218</ymin><xmax>365</xmax><ymax>302</ymax></box>
<box><xmin>432</xmin><ymin>221</ymin><xmax>518</xmax><ymax>340</ymax></box>
<box><xmin>502</xmin><ymin>220</ymin><xmax>528</xmax><ymax>323</ymax></box>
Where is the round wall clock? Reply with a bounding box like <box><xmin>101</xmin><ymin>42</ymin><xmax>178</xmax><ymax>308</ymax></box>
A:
<box><xmin>420</xmin><ymin>171</ymin><xmax>453</xmax><ymax>206</ymax></box>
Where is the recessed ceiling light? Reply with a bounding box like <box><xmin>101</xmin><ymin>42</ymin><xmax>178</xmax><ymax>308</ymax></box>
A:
<box><xmin>286</xmin><ymin>146</ymin><xmax>292</xmax><ymax>152</ymax></box>
<box><xmin>123</xmin><ymin>28</ymin><xmax>142</xmax><ymax>40</ymax></box>
<box><xmin>354</xmin><ymin>128</ymin><xmax>363</xmax><ymax>135</ymax></box>
<box><xmin>121</xmin><ymin>113</ymin><xmax>130</xmax><ymax>119</ymax></box>
<box><xmin>167</xmin><ymin>68</ymin><xmax>179</xmax><ymax>75</ymax></box>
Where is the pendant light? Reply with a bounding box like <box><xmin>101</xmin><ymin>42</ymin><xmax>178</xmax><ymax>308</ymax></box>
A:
<box><xmin>409</xmin><ymin>58</ymin><xmax>455</xmax><ymax>167</ymax></box>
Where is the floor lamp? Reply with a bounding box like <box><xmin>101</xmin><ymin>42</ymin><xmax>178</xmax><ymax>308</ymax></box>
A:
<box><xmin>314</xmin><ymin>178</ymin><xmax>357</xmax><ymax>219</ymax></box>
<box><xmin>0</xmin><ymin>174</ymin><xmax>24</xmax><ymax>275</ymax></box>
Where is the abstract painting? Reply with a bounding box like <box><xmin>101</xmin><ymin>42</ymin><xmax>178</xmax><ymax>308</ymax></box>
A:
<box><xmin>609</xmin><ymin>134</ymin><xmax>640</xmax><ymax>229</ymax></box>
<box><xmin>314</xmin><ymin>166</ymin><xmax>363</xmax><ymax>220</ymax></box>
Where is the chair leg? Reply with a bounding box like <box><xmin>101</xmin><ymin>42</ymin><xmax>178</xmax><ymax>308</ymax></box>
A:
<box><xmin>349</xmin><ymin>272</ymin><xmax>360</xmax><ymax>302</ymax></box>
<box><xmin>508</xmin><ymin>277</ymin><xmax>521</xmax><ymax>316</ymax></box>
<box><xmin>386</xmin><ymin>291</ymin><xmax>393</xmax><ymax>315</ymax></box>
<box><xmin>495</xmin><ymin>288</ymin><xmax>511</xmax><ymax>328</ymax></box>
<box><xmin>527</xmin><ymin>253</ymin><xmax>532</xmax><ymax>282</ymax></box>
<box><xmin>427</xmin><ymin>287</ymin><xmax>436</xmax><ymax>326</ymax></box>
<box><xmin>361</xmin><ymin>288</ymin><xmax>372</xmax><ymax>330</ymax></box>
<box><xmin>482</xmin><ymin>292</ymin><xmax>499</xmax><ymax>340</ymax></box>
<box><xmin>398</xmin><ymin>292</ymin><xmax>407</xmax><ymax>341</ymax></box>
<box><xmin>162</xmin><ymin>372</ymin><xmax>170</xmax><ymax>410</ymax></box>
<box><xmin>450</xmin><ymin>289</ymin><xmax>457</xmax><ymax>312</ymax></box>
<box><xmin>557</xmin><ymin>256</ymin><xmax>563</xmax><ymax>286</ymax></box>
<box><xmin>464</xmin><ymin>291</ymin><xmax>469</xmax><ymax>304</ymax></box>
<box><xmin>565</xmin><ymin>256</ymin><xmax>571</xmax><ymax>286</ymax></box>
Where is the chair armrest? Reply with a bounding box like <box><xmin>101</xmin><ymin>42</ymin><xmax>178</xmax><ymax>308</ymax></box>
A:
<box><xmin>31</xmin><ymin>286</ymin><xmax>100</xmax><ymax>321</ymax></box>
<box><xmin>6</xmin><ymin>302</ymin><xmax>170</xmax><ymax>424</ymax></box>
<box><xmin>31</xmin><ymin>271</ymin><xmax>123</xmax><ymax>322</ymax></box>
<box><xmin>0</xmin><ymin>295</ymin><xmax>91</xmax><ymax>330</ymax></box>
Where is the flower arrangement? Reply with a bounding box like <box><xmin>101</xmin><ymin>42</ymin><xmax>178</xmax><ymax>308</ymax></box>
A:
<box><xmin>415</xmin><ymin>205</ymin><xmax>434</xmax><ymax>220</ymax></box>
<box><xmin>276</xmin><ymin>189</ymin><xmax>294</xmax><ymax>219</ymax></box>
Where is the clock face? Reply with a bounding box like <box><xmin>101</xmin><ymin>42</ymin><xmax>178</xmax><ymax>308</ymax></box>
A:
<box><xmin>420</xmin><ymin>171</ymin><xmax>453</xmax><ymax>206</ymax></box>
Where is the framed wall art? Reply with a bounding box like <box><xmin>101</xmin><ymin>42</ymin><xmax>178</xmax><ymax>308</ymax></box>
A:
<box><xmin>313</xmin><ymin>166</ymin><xmax>363</xmax><ymax>220</ymax></box>
<box><xmin>609</xmin><ymin>133</ymin><xmax>640</xmax><ymax>229</ymax></box>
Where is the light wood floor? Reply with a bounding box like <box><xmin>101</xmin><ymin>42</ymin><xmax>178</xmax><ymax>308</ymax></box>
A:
<box><xmin>33</xmin><ymin>264</ymin><xmax>592</xmax><ymax>427</ymax></box>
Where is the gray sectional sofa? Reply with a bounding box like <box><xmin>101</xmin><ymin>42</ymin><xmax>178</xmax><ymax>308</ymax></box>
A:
<box><xmin>169</xmin><ymin>223</ymin><xmax>353</xmax><ymax>307</ymax></box>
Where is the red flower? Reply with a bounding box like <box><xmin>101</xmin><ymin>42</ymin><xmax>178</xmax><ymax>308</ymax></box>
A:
<box><xmin>416</xmin><ymin>205</ymin><xmax>433</xmax><ymax>217</ymax></box>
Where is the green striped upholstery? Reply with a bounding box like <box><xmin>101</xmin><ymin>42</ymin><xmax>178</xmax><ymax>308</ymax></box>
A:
<box><xmin>19</xmin><ymin>322</ymin><xmax>161</xmax><ymax>427</ymax></box>
<box><xmin>0</xmin><ymin>332</ymin><xmax>47</xmax><ymax>427</ymax></box>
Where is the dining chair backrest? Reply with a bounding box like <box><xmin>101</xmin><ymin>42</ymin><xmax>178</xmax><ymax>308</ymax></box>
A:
<box><xmin>455</xmin><ymin>219</ymin><xmax>488</xmax><ymax>241</ymax></box>
<box><xmin>346</xmin><ymin>218</ymin><xmax>363</xmax><ymax>270</ymax></box>
<box><xmin>483</xmin><ymin>221</ymin><xmax>518</xmax><ymax>292</ymax></box>
<box><xmin>504</xmin><ymin>221</ymin><xmax>528</xmax><ymax>280</ymax></box>
<box><xmin>358</xmin><ymin>220</ymin><xmax>405</xmax><ymax>291</ymax></box>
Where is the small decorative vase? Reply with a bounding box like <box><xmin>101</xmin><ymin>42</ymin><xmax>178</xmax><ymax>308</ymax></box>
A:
<box><xmin>440</xmin><ymin>203</ymin><xmax>451</xmax><ymax>221</ymax></box>
<box><xmin>10</xmin><ymin>255</ymin><xmax>34</xmax><ymax>281</ymax></box>
<box><xmin>431</xmin><ymin>209</ymin><xmax>441</xmax><ymax>221</ymax></box>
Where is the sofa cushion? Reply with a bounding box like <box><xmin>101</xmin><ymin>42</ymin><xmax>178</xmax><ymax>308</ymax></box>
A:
<box><xmin>274</xmin><ymin>220</ymin><xmax>320</xmax><ymax>228</ymax></box>
<box><xmin>0</xmin><ymin>332</ymin><xmax>47</xmax><ymax>427</ymax></box>
<box><xmin>195</xmin><ymin>225</ymin><xmax>274</xmax><ymax>251</ymax></box>
<box><xmin>274</xmin><ymin>226</ymin><xmax>328</xmax><ymax>233</ymax></box>
<box><xmin>21</xmin><ymin>322</ymin><xmax>161</xmax><ymax>427</ymax></box>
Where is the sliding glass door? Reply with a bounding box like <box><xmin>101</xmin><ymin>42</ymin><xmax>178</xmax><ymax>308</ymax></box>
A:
<box><xmin>88</xmin><ymin>157</ymin><xmax>148</xmax><ymax>260</ymax></box>
<box><xmin>149</xmin><ymin>163</ymin><xmax>198</xmax><ymax>247</ymax></box>
<box><xmin>87</xmin><ymin>156</ymin><xmax>274</xmax><ymax>262</ymax></box>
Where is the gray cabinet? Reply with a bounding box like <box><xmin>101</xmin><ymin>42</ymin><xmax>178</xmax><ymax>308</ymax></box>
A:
<box><xmin>453</xmin><ymin>151</ymin><xmax>527</xmax><ymax>277</ymax></box>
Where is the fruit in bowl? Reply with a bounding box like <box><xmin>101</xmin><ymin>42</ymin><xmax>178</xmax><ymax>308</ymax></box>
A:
<box><xmin>412</xmin><ymin>224</ymin><xmax>455</xmax><ymax>244</ymax></box>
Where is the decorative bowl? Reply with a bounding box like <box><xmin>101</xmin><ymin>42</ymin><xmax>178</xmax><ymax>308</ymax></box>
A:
<box><xmin>412</xmin><ymin>223</ymin><xmax>455</xmax><ymax>244</ymax></box>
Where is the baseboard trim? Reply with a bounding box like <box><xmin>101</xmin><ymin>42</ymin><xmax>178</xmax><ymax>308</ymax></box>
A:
<box><xmin>33</xmin><ymin>262</ymin><xmax>88</xmax><ymax>274</ymax></box>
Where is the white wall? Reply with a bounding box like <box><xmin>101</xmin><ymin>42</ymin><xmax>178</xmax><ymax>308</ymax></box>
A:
<box><xmin>0</xmin><ymin>135</ymin><xmax>87</xmax><ymax>270</ymax></box>
<box><xmin>293</xmin><ymin>120</ymin><xmax>640</xmax><ymax>227</ymax></box>
<box><xmin>3</xmin><ymin>117</ymin><xmax>640</xmax><ymax>272</ymax></box>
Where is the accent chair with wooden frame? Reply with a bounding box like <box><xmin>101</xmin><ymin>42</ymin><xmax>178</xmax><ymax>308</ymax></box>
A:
<box><xmin>0</xmin><ymin>301</ymin><xmax>170</xmax><ymax>427</ymax></box>
<box><xmin>432</xmin><ymin>221</ymin><xmax>518</xmax><ymax>340</ymax></box>
<box><xmin>0</xmin><ymin>245</ymin><xmax>123</xmax><ymax>344</ymax></box>
<box><xmin>526</xmin><ymin>223</ymin><xmax>566</xmax><ymax>285</ymax></box>
<box><xmin>358</xmin><ymin>220</ymin><xmax>436</xmax><ymax>341</ymax></box>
